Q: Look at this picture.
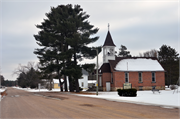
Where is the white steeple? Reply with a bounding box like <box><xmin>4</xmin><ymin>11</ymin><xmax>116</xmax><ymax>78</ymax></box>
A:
<box><xmin>103</xmin><ymin>27</ymin><xmax>116</xmax><ymax>63</ymax></box>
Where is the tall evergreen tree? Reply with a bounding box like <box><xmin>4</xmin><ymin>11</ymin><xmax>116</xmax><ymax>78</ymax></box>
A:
<box><xmin>82</xmin><ymin>64</ymin><xmax>95</xmax><ymax>75</ymax></box>
<box><xmin>34</xmin><ymin>4</ymin><xmax>101</xmax><ymax>92</ymax></box>
<box><xmin>158</xmin><ymin>45</ymin><xmax>179</xmax><ymax>62</ymax></box>
<box><xmin>0</xmin><ymin>75</ymin><xmax>5</xmax><ymax>86</ymax></box>
<box><xmin>158</xmin><ymin>45</ymin><xmax>179</xmax><ymax>85</ymax></box>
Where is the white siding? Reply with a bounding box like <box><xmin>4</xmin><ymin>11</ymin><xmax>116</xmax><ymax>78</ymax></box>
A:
<box><xmin>78</xmin><ymin>74</ymin><xmax>88</xmax><ymax>89</ymax></box>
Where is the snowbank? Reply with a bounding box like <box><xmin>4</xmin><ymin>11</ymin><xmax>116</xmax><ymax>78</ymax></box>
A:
<box><xmin>0</xmin><ymin>89</ymin><xmax>5</xmax><ymax>93</ymax></box>
<box><xmin>76</xmin><ymin>90</ymin><xmax>180</xmax><ymax>108</ymax></box>
<box><xmin>12</xmin><ymin>87</ymin><xmax>61</xmax><ymax>92</ymax></box>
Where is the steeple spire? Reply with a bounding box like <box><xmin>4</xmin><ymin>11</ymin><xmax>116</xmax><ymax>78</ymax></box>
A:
<box><xmin>103</xmin><ymin>30</ymin><xmax>116</xmax><ymax>47</ymax></box>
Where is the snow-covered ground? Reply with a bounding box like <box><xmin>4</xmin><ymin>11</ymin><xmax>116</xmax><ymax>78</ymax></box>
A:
<box><xmin>77</xmin><ymin>89</ymin><xmax>180</xmax><ymax>108</ymax></box>
<box><xmin>13</xmin><ymin>87</ymin><xmax>61</xmax><ymax>92</ymax></box>
<box><xmin>0</xmin><ymin>89</ymin><xmax>5</xmax><ymax>93</ymax></box>
<box><xmin>7</xmin><ymin>87</ymin><xmax>180</xmax><ymax>108</ymax></box>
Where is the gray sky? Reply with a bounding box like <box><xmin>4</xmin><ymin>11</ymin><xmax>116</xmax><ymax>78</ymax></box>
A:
<box><xmin>0</xmin><ymin>0</ymin><xmax>179</xmax><ymax>81</ymax></box>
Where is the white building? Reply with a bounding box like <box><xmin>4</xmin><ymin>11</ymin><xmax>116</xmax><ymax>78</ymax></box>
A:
<box><xmin>52</xmin><ymin>68</ymin><xmax>89</xmax><ymax>90</ymax></box>
<box><xmin>78</xmin><ymin>69</ymin><xmax>89</xmax><ymax>89</ymax></box>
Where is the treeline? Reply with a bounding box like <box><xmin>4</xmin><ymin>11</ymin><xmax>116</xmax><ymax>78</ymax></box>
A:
<box><xmin>0</xmin><ymin>75</ymin><xmax>17</xmax><ymax>87</ymax></box>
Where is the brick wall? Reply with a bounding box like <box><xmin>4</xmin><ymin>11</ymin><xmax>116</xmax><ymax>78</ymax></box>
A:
<box><xmin>102</xmin><ymin>73</ymin><xmax>111</xmax><ymax>85</ymax></box>
<box><xmin>103</xmin><ymin>71</ymin><xmax>165</xmax><ymax>91</ymax></box>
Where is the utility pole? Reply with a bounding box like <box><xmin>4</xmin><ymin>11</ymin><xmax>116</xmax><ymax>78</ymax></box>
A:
<box><xmin>96</xmin><ymin>49</ymin><xmax>98</xmax><ymax>95</ymax></box>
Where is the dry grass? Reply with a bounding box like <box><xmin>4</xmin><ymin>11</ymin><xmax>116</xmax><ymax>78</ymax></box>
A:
<box><xmin>1</xmin><ymin>90</ymin><xmax>7</xmax><ymax>97</ymax></box>
<box><xmin>70</xmin><ymin>91</ymin><xmax>95</xmax><ymax>95</ymax></box>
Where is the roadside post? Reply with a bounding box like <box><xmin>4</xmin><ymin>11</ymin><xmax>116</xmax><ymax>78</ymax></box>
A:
<box><xmin>96</xmin><ymin>49</ymin><xmax>98</xmax><ymax>96</ymax></box>
<box><xmin>38</xmin><ymin>83</ymin><xmax>41</xmax><ymax>92</ymax></box>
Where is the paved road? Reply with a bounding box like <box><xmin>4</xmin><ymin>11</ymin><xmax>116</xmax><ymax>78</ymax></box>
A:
<box><xmin>0</xmin><ymin>88</ymin><xmax>179</xmax><ymax>119</ymax></box>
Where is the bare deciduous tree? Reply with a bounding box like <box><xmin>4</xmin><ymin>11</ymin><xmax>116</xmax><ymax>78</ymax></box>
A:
<box><xmin>13</xmin><ymin>62</ymin><xmax>40</xmax><ymax>88</ymax></box>
<box><xmin>139</xmin><ymin>49</ymin><xmax>158</xmax><ymax>57</ymax></box>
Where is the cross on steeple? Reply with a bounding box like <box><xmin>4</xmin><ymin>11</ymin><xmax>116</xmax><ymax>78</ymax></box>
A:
<box><xmin>108</xmin><ymin>23</ymin><xmax>110</xmax><ymax>31</ymax></box>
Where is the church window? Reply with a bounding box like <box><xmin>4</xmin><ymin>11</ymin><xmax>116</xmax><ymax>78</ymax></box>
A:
<box><xmin>125</xmin><ymin>72</ymin><xmax>129</xmax><ymax>83</ymax></box>
<box><xmin>152</xmin><ymin>72</ymin><xmax>156</xmax><ymax>82</ymax></box>
<box><xmin>139</xmin><ymin>72</ymin><xmax>143</xmax><ymax>82</ymax></box>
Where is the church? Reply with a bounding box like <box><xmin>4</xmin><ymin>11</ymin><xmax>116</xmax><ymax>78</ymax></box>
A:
<box><xmin>98</xmin><ymin>30</ymin><xmax>165</xmax><ymax>91</ymax></box>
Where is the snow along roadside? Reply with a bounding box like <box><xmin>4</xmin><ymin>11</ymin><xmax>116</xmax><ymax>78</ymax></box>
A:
<box><xmin>73</xmin><ymin>90</ymin><xmax>180</xmax><ymax>109</ymax></box>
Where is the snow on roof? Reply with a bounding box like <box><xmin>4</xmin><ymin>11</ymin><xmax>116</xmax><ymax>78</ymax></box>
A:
<box><xmin>88</xmin><ymin>80</ymin><xmax>96</xmax><ymax>83</ymax></box>
<box><xmin>115</xmin><ymin>58</ymin><xmax>164</xmax><ymax>71</ymax></box>
<box><xmin>53</xmin><ymin>79</ymin><xmax>64</xmax><ymax>83</ymax></box>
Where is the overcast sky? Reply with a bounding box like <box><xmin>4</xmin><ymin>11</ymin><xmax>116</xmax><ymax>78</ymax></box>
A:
<box><xmin>0</xmin><ymin>0</ymin><xmax>179</xmax><ymax>81</ymax></box>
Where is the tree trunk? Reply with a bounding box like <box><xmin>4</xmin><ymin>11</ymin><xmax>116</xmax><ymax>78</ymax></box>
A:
<box><xmin>64</xmin><ymin>75</ymin><xmax>68</xmax><ymax>91</ymax></box>
<box><xmin>64</xmin><ymin>43</ymin><xmax>68</xmax><ymax>92</ymax></box>
<box><xmin>49</xmin><ymin>78</ymin><xmax>52</xmax><ymax>90</ymax></box>
<box><xmin>73</xmin><ymin>52</ymin><xmax>80</xmax><ymax>93</ymax></box>
<box><xmin>58</xmin><ymin>79</ymin><xmax>63</xmax><ymax>92</ymax></box>
<box><xmin>69</xmin><ymin>76</ymin><xmax>74</xmax><ymax>92</ymax></box>
<box><xmin>75</xmin><ymin>78</ymin><xmax>79</xmax><ymax>92</ymax></box>
<box><xmin>57</xmin><ymin>71</ymin><xmax>63</xmax><ymax>92</ymax></box>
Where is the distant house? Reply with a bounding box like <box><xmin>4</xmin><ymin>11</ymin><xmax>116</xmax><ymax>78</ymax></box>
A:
<box><xmin>53</xmin><ymin>79</ymin><xmax>64</xmax><ymax>89</ymax></box>
<box><xmin>52</xmin><ymin>69</ymin><xmax>89</xmax><ymax>90</ymax></box>
<box><xmin>99</xmin><ymin>30</ymin><xmax>165</xmax><ymax>91</ymax></box>
<box><xmin>78</xmin><ymin>69</ymin><xmax>89</xmax><ymax>89</ymax></box>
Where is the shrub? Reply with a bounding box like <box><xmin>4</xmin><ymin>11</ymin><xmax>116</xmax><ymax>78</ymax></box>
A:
<box><xmin>117</xmin><ymin>88</ymin><xmax>137</xmax><ymax>97</ymax></box>
<box><xmin>30</xmin><ymin>84</ymin><xmax>36</xmax><ymax>89</ymax></box>
<box><xmin>170</xmin><ymin>85</ymin><xmax>178</xmax><ymax>90</ymax></box>
<box><xmin>21</xmin><ymin>85</ymin><xmax>27</xmax><ymax>88</ymax></box>
<box><xmin>79</xmin><ymin>87</ymin><xmax>83</xmax><ymax>91</ymax></box>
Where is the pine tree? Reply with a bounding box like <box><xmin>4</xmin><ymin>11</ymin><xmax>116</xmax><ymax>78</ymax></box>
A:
<box><xmin>158</xmin><ymin>45</ymin><xmax>179</xmax><ymax>85</ymax></box>
<box><xmin>64</xmin><ymin>5</ymin><xmax>101</xmax><ymax>92</ymax></box>
<box><xmin>118</xmin><ymin>45</ymin><xmax>131</xmax><ymax>57</ymax></box>
<box><xmin>34</xmin><ymin>4</ymin><xmax>101</xmax><ymax>92</ymax></box>
<box><xmin>0</xmin><ymin>75</ymin><xmax>5</xmax><ymax>86</ymax></box>
<box><xmin>82</xmin><ymin>64</ymin><xmax>95</xmax><ymax>75</ymax></box>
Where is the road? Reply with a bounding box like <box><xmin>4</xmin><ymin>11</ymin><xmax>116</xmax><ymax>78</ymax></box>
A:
<box><xmin>0</xmin><ymin>88</ymin><xmax>179</xmax><ymax>119</ymax></box>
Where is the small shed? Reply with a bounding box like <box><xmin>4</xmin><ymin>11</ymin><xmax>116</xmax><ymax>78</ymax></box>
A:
<box><xmin>53</xmin><ymin>79</ymin><xmax>64</xmax><ymax>89</ymax></box>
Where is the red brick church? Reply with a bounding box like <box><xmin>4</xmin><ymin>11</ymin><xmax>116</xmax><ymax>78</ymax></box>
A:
<box><xmin>98</xmin><ymin>30</ymin><xmax>165</xmax><ymax>91</ymax></box>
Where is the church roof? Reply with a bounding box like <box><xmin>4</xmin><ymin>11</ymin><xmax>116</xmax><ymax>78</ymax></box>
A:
<box><xmin>103</xmin><ymin>31</ymin><xmax>116</xmax><ymax>47</ymax></box>
<box><xmin>82</xmin><ymin>68</ymin><xmax>89</xmax><ymax>75</ymax></box>
<box><xmin>99</xmin><ymin>63</ymin><xmax>111</xmax><ymax>73</ymax></box>
<box><xmin>114</xmin><ymin>58</ymin><xmax>164</xmax><ymax>71</ymax></box>
<box><xmin>100</xmin><ymin>57</ymin><xmax>165</xmax><ymax>73</ymax></box>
